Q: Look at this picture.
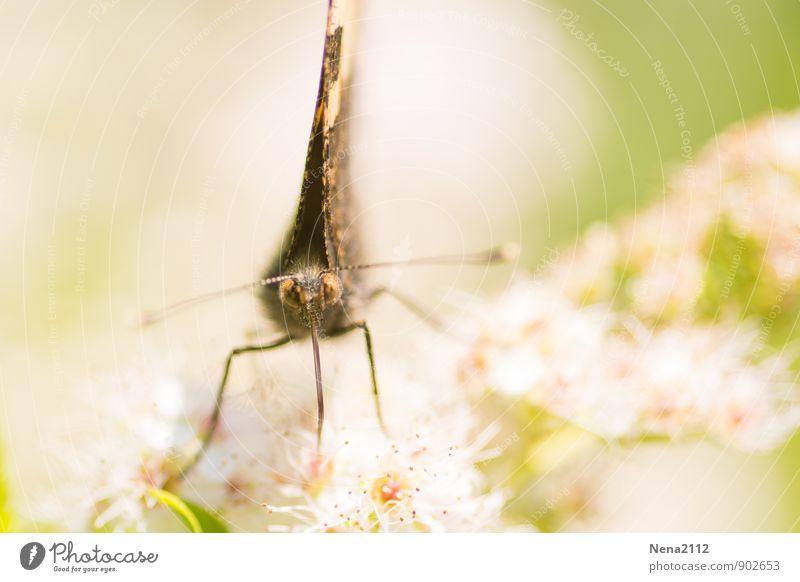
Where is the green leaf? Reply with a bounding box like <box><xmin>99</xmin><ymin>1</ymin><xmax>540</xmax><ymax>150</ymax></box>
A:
<box><xmin>182</xmin><ymin>499</ymin><xmax>229</xmax><ymax>533</ymax></box>
<box><xmin>147</xmin><ymin>488</ymin><xmax>227</xmax><ymax>533</ymax></box>
<box><xmin>147</xmin><ymin>488</ymin><xmax>202</xmax><ymax>533</ymax></box>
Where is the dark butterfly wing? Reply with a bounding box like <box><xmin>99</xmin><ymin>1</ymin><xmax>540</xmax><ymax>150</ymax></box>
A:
<box><xmin>272</xmin><ymin>0</ymin><xmax>359</xmax><ymax>275</ymax></box>
<box><xmin>322</xmin><ymin>0</ymin><xmax>363</xmax><ymax>302</ymax></box>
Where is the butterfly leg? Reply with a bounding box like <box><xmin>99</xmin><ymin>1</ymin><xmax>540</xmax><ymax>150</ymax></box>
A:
<box><xmin>328</xmin><ymin>320</ymin><xmax>388</xmax><ymax>437</ymax></box>
<box><xmin>356</xmin><ymin>320</ymin><xmax>386</xmax><ymax>435</ymax></box>
<box><xmin>369</xmin><ymin>286</ymin><xmax>446</xmax><ymax>332</ymax></box>
<box><xmin>168</xmin><ymin>336</ymin><xmax>291</xmax><ymax>487</ymax></box>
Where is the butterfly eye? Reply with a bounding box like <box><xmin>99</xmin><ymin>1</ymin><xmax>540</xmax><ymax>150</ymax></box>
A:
<box><xmin>279</xmin><ymin>279</ymin><xmax>306</xmax><ymax>309</ymax></box>
<box><xmin>319</xmin><ymin>273</ymin><xmax>342</xmax><ymax>307</ymax></box>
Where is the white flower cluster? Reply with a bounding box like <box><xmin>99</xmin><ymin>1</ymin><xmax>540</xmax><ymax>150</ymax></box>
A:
<box><xmin>190</xmin><ymin>336</ymin><xmax>506</xmax><ymax>533</ymax></box>
<box><xmin>463</xmin><ymin>280</ymin><xmax>800</xmax><ymax>453</ymax></box>
<box><xmin>37</xmin><ymin>333</ymin><xmax>504</xmax><ymax>533</ymax></box>
<box><xmin>549</xmin><ymin>110</ymin><xmax>800</xmax><ymax>321</ymax></box>
<box><xmin>261</xmin><ymin>428</ymin><xmax>503</xmax><ymax>532</ymax></box>
<box><xmin>32</xmin><ymin>366</ymin><xmax>194</xmax><ymax>532</ymax></box>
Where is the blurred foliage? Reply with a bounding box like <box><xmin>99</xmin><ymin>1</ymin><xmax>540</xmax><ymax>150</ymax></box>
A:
<box><xmin>698</xmin><ymin>218</ymin><xmax>800</xmax><ymax>363</ymax></box>
<box><xmin>697</xmin><ymin>219</ymin><xmax>773</xmax><ymax>323</ymax></box>
<box><xmin>509</xmin><ymin>0</ymin><xmax>800</xmax><ymax>530</ymax></box>
<box><xmin>0</xmin><ymin>445</ymin><xmax>11</xmax><ymax>532</ymax></box>
<box><xmin>529</xmin><ymin>0</ymin><xmax>800</xmax><ymax>252</ymax></box>
<box><xmin>776</xmin><ymin>433</ymin><xmax>800</xmax><ymax>532</ymax></box>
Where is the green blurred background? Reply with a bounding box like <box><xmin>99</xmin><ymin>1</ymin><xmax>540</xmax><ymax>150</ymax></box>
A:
<box><xmin>539</xmin><ymin>0</ymin><xmax>800</xmax><ymax>241</ymax></box>
<box><xmin>1</xmin><ymin>0</ymin><xmax>799</xmax><ymax>531</ymax></box>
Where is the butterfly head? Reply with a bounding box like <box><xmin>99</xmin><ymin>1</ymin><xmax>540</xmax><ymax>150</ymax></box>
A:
<box><xmin>278</xmin><ymin>269</ymin><xmax>343</xmax><ymax>325</ymax></box>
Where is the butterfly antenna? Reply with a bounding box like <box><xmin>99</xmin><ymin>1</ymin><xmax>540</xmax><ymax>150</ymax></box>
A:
<box><xmin>132</xmin><ymin>274</ymin><xmax>294</xmax><ymax>327</ymax></box>
<box><xmin>336</xmin><ymin>242</ymin><xmax>519</xmax><ymax>273</ymax></box>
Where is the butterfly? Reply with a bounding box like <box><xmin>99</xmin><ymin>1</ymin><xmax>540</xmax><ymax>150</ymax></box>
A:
<box><xmin>143</xmin><ymin>0</ymin><xmax>515</xmax><ymax>482</ymax></box>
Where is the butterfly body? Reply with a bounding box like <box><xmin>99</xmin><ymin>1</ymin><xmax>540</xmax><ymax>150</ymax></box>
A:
<box><xmin>153</xmin><ymin>0</ymin><xmax>511</xmax><ymax>482</ymax></box>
